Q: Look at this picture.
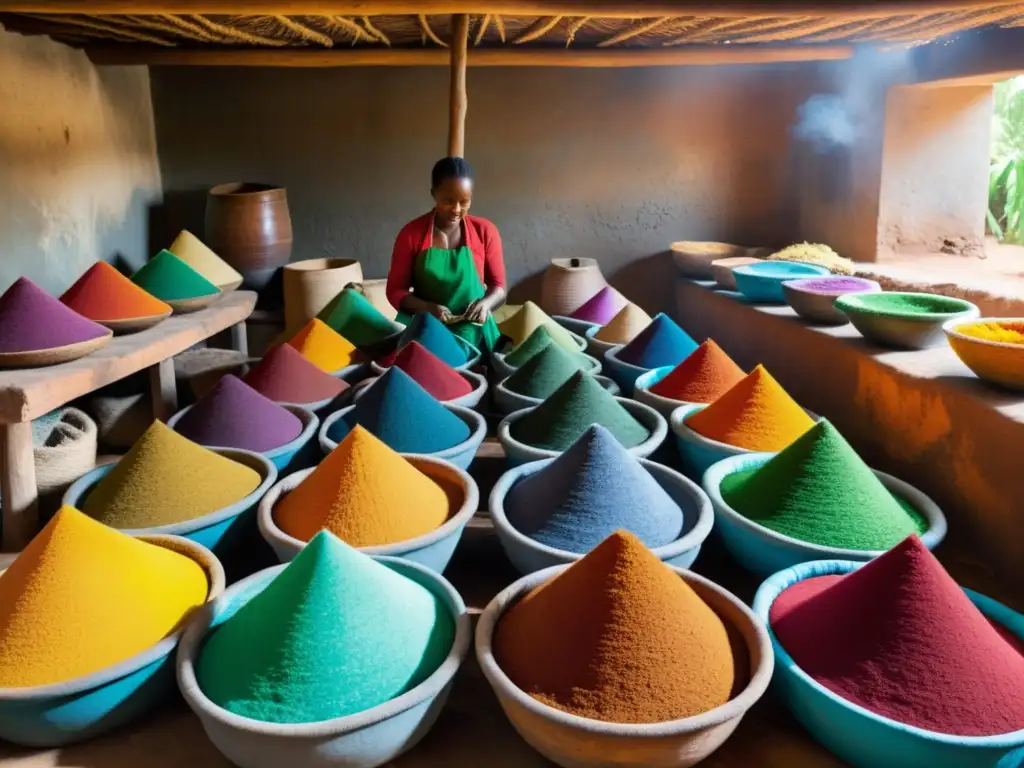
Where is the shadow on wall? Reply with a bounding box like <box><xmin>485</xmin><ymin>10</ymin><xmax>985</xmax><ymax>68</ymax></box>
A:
<box><xmin>148</xmin><ymin>188</ymin><xmax>207</xmax><ymax>256</ymax></box>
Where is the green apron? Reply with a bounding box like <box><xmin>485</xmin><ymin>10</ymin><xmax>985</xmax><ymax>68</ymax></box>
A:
<box><xmin>396</xmin><ymin>245</ymin><xmax>501</xmax><ymax>352</ymax></box>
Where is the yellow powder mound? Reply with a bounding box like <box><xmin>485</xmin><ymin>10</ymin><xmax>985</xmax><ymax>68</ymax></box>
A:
<box><xmin>0</xmin><ymin>506</ymin><xmax>208</xmax><ymax>687</ymax></box>
<box><xmin>767</xmin><ymin>242</ymin><xmax>854</xmax><ymax>276</ymax></box>
<box><xmin>168</xmin><ymin>230</ymin><xmax>243</xmax><ymax>289</ymax></box>
<box><xmin>274</xmin><ymin>425</ymin><xmax>450</xmax><ymax>547</ymax></box>
<box><xmin>82</xmin><ymin>421</ymin><xmax>262</xmax><ymax>529</ymax></box>
<box><xmin>287</xmin><ymin>318</ymin><xmax>360</xmax><ymax>372</ymax></box>
<box><xmin>499</xmin><ymin>301</ymin><xmax>580</xmax><ymax>352</ymax></box>
<box><xmin>595</xmin><ymin>303</ymin><xmax>653</xmax><ymax>344</ymax></box>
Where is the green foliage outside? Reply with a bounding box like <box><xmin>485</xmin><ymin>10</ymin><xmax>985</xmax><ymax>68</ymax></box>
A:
<box><xmin>988</xmin><ymin>77</ymin><xmax>1024</xmax><ymax>243</ymax></box>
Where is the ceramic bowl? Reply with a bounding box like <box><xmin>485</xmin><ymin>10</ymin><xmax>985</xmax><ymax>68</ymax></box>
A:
<box><xmin>353</xmin><ymin>368</ymin><xmax>488</xmax><ymax>409</ymax></box>
<box><xmin>177</xmin><ymin>556</ymin><xmax>472</xmax><ymax>768</ymax></box>
<box><xmin>257</xmin><ymin>454</ymin><xmax>478</xmax><ymax>573</ymax></box>
<box><xmin>370</xmin><ymin>335</ymin><xmax>482</xmax><ymax>376</ymax></box>
<box><xmin>632</xmin><ymin>366</ymin><xmax>708</xmax><ymax>420</ymax></box>
<box><xmin>166</xmin><ymin>292</ymin><xmax>222</xmax><ymax>314</ymax></box>
<box><xmin>62</xmin><ymin>449</ymin><xmax>277</xmax><ymax>557</ymax></box>
<box><xmin>476</xmin><ymin>563</ymin><xmax>774</xmax><ymax>768</ymax></box>
<box><xmin>101</xmin><ymin>310</ymin><xmax>173</xmax><ymax>335</ymax></box>
<box><xmin>331</xmin><ymin>362</ymin><xmax>370</xmax><ymax>384</ymax></box>
<box><xmin>710</xmin><ymin>256</ymin><xmax>764</xmax><ymax>291</ymax></box>
<box><xmin>493</xmin><ymin>373</ymin><xmax>620</xmax><ymax>415</ymax></box>
<box><xmin>782</xmin><ymin>276</ymin><xmax>882</xmax><ymax>325</ymax></box>
<box><xmin>552</xmin><ymin>315</ymin><xmax>600</xmax><ymax>337</ymax></box>
<box><xmin>703</xmin><ymin>452</ymin><xmax>947</xmax><ymax>577</ymax></box>
<box><xmin>752</xmin><ymin>560</ymin><xmax>1024</xmax><ymax>768</ymax></box>
<box><xmin>834</xmin><ymin>292</ymin><xmax>980</xmax><ymax>350</ymax></box>
<box><xmin>167</xmin><ymin>404</ymin><xmax>319</xmax><ymax>475</ymax></box>
<box><xmin>582</xmin><ymin>324</ymin><xmax>626</xmax><ymax>361</ymax></box>
<box><xmin>491</xmin><ymin>346</ymin><xmax>600</xmax><ymax>381</ymax></box>
<box><xmin>276</xmin><ymin>386</ymin><xmax>354</xmax><ymax>418</ymax></box>
<box><xmin>492</xmin><ymin>330</ymin><xmax>589</xmax><ymax>379</ymax></box>
<box><xmin>0</xmin><ymin>535</ymin><xmax>225</xmax><ymax>747</ymax></box>
<box><xmin>943</xmin><ymin>317</ymin><xmax>1024</xmax><ymax>390</ymax></box>
<box><xmin>489</xmin><ymin>456</ymin><xmax>714</xmax><ymax>575</ymax></box>
<box><xmin>497</xmin><ymin>399</ymin><xmax>667</xmax><ymax>468</ymax></box>
<box><xmin>670</xmin><ymin>403</ymin><xmax>819</xmax><ymax>481</ymax></box>
<box><xmin>671</xmin><ymin>241</ymin><xmax>752</xmax><ymax>279</ymax></box>
<box><xmin>318</xmin><ymin>403</ymin><xmax>486</xmax><ymax>471</ymax></box>
<box><xmin>733</xmin><ymin>262</ymin><xmax>832</xmax><ymax>303</ymax></box>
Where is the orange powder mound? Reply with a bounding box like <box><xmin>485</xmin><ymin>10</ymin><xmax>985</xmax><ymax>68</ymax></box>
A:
<box><xmin>594</xmin><ymin>303</ymin><xmax>652</xmax><ymax>344</ymax></box>
<box><xmin>0</xmin><ymin>506</ymin><xmax>208</xmax><ymax>687</ymax></box>
<box><xmin>274</xmin><ymin>425</ymin><xmax>450</xmax><ymax>547</ymax></box>
<box><xmin>494</xmin><ymin>530</ymin><xmax>735</xmax><ymax>723</ymax></box>
<box><xmin>649</xmin><ymin>340</ymin><xmax>746</xmax><ymax>403</ymax></box>
<box><xmin>287</xmin><ymin>319</ymin><xmax>361</xmax><ymax>372</ymax></box>
<box><xmin>61</xmin><ymin>262</ymin><xmax>171</xmax><ymax>321</ymax></box>
<box><xmin>685</xmin><ymin>364</ymin><xmax>814</xmax><ymax>451</ymax></box>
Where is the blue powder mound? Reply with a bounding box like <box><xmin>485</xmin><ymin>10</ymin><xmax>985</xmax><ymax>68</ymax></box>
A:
<box><xmin>390</xmin><ymin>313</ymin><xmax>468</xmax><ymax>368</ymax></box>
<box><xmin>617</xmin><ymin>313</ymin><xmax>698</xmax><ymax>368</ymax></box>
<box><xmin>339</xmin><ymin>367</ymin><xmax>471</xmax><ymax>453</ymax></box>
<box><xmin>505</xmin><ymin>425</ymin><xmax>684</xmax><ymax>551</ymax></box>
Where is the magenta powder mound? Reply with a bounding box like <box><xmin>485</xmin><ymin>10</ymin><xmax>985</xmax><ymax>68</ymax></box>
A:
<box><xmin>571</xmin><ymin>287</ymin><xmax>629</xmax><ymax>325</ymax></box>
<box><xmin>786</xmin><ymin>277</ymin><xmax>879</xmax><ymax>296</ymax></box>
<box><xmin>0</xmin><ymin>277</ymin><xmax>109</xmax><ymax>353</ymax></box>
<box><xmin>173</xmin><ymin>374</ymin><xmax>304</xmax><ymax>452</ymax></box>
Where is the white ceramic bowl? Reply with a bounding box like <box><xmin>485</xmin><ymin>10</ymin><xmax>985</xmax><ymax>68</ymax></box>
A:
<box><xmin>834</xmin><ymin>292</ymin><xmax>980</xmax><ymax>350</ymax></box>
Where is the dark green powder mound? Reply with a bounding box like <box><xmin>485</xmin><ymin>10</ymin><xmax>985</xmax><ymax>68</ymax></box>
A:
<box><xmin>131</xmin><ymin>250</ymin><xmax>219</xmax><ymax>300</ymax></box>
<box><xmin>509</xmin><ymin>370</ymin><xmax>650</xmax><ymax>451</ymax></box>
<box><xmin>505</xmin><ymin>343</ymin><xmax>590</xmax><ymax>399</ymax></box>
<box><xmin>720</xmin><ymin>419</ymin><xmax>928</xmax><ymax>550</ymax></box>
<box><xmin>504</xmin><ymin>325</ymin><xmax>554</xmax><ymax>368</ymax></box>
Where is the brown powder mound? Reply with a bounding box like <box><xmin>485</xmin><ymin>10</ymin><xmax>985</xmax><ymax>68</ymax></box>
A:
<box><xmin>494</xmin><ymin>530</ymin><xmax>735</xmax><ymax>724</ymax></box>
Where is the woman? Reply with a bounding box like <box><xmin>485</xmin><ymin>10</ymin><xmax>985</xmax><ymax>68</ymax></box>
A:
<box><xmin>386</xmin><ymin>157</ymin><xmax>506</xmax><ymax>352</ymax></box>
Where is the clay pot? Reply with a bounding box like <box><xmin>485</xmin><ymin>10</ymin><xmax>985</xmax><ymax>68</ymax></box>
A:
<box><xmin>205</xmin><ymin>183</ymin><xmax>293</xmax><ymax>292</ymax></box>
<box><xmin>282</xmin><ymin>258</ymin><xmax>364</xmax><ymax>337</ymax></box>
<box><xmin>539</xmin><ymin>258</ymin><xmax>607</xmax><ymax>317</ymax></box>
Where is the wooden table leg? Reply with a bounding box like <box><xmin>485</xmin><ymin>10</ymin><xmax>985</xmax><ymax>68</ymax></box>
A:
<box><xmin>229</xmin><ymin>321</ymin><xmax>249</xmax><ymax>357</ymax></box>
<box><xmin>1</xmin><ymin>422</ymin><xmax>38</xmax><ymax>552</ymax></box>
<box><xmin>149</xmin><ymin>358</ymin><xmax>178</xmax><ymax>422</ymax></box>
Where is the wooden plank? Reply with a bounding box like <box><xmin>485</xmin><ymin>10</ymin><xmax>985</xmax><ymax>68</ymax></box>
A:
<box><xmin>0</xmin><ymin>422</ymin><xmax>37</xmax><ymax>552</ymax></box>
<box><xmin>448</xmin><ymin>13</ymin><xmax>469</xmax><ymax>157</ymax></box>
<box><xmin>0</xmin><ymin>291</ymin><xmax>256</xmax><ymax>424</ymax></box>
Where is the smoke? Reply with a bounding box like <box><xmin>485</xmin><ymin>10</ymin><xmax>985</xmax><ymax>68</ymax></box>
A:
<box><xmin>793</xmin><ymin>95</ymin><xmax>856</xmax><ymax>152</ymax></box>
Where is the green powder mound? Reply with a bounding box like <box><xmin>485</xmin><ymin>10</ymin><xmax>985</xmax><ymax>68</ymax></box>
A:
<box><xmin>839</xmin><ymin>292</ymin><xmax>973</xmax><ymax>319</ymax></box>
<box><xmin>196</xmin><ymin>531</ymin><xmax>454</xmax><ymax>724</ymax></box>
<box><xmin>131</xmin><ymin>250</ymin><xmax>220</xmax><ymax>300</ymax></box>
<box><xmin>505</xmin><ymin>326</ymin><xmax>555</xmax><ymax>368</ymax></box>
<box><xmin>510</xmin><ymin>371</ymin><xmax>649</xmax><ymax>451</ymax></box>
<box><xmin>720</xmin><ymin>420</ymin><xmax>928</xmax><ymax>550</ymax></box>
<box><xmin>317</xmin><ymin>288</ymin><xmax>399</xmax><ymax>349</ymax></box>
<box><xmin>505</xmin><ymin>343</ymin><xmax>591</xmax><ymax>399</ymax></box>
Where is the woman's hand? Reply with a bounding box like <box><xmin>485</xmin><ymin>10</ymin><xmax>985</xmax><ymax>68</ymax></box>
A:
<box><xmin>427</xmin><ymin>303</ymin><xmax>454</xmax><ymax>323</ymax></box>
<box><xmin>464</xmin><ymin>299</ymin><xmax>490</xmax><ymax>324</ymax></box>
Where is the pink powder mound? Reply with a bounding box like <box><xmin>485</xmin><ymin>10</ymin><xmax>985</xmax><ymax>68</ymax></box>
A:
<box><xmin>0</xmin><ymin>277</ymin><xmax>109</xmax><ymax>353</ymax></box>
<box><xmin>244</xmin><ymin>345</ymin><xmax>348</xmax><ymax>405</ymax></box>
<box><xmin>787</xmin><ymin>277</ymin><xmax>878</xmax><ymax>296</ymax></box>
<box><xmin>570</xmin><ymin>287</ymin><xmax>629</xmax><ymax>325</ymax></box>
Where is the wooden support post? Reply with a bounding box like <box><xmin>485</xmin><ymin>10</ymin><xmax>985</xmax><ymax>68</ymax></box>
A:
<box><xmin>149</xmin><ymin>358</ymin><xmax>178</xmax><ymax>422</ymax></box>
<box><xmin>448</xmin><ymin>13</ymin><xmax>469</xmax><ymax>157</ymax></box>
<box><xmin>1</xmin><ymin>422</ymin><xmax>38</xmax><ymax>552</ymax></box>
<box><xmin>230</xmin><ymin>321</ymin><xmax>249</xmax><ymax>357</ymax></box>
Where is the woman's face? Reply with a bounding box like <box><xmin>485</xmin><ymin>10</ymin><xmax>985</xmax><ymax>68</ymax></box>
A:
<box><xmin>432</xmin><ymin>176</ymin><xmax>473</xmax><ymax>230</ymax></box>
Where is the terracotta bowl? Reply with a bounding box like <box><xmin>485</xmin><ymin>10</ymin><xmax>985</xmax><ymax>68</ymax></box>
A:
<box><xmin>943</xmin><ymin>317</ymin><xmax>1024</xmax><ymax>390</ymax></box>
<box><xmin>671</xmin><ymin>241</ymin><xmax>753</xmax><ymax>279</ymax></box>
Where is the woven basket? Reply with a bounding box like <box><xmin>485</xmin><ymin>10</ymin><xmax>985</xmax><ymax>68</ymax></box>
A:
<box><xmin>33</xmin><ymin>408</ymin><xmax>98</xmax><ymax>516</ymax></box>
<box><xmin>283</xmin><ymin>258</ymin><xmax>364</xmax><ymax>337</ymax></box>
<box><xmin>539</xmin><ymin>258</ymin><xmax>606</xmax><ymax>317</ymax></box>
<box><xmin>86</xmin><ymin>381</ymin><xmax>152</xmax><ymax>452</ymax></box>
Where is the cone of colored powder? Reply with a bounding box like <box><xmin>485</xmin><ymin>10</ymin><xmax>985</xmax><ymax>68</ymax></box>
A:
<box><xmin>317</xmin><ymin>288</ymin><xmax>400</xmax><ymax>349</ymax></box>
<box><xmin>498</xmin><ymin>301</ymin><xmax>580</xmax><ymax>351</ymax></box>
<box><xmin>617</xmin><ymin>313</ymin><xmax>698</xmax><ymax>368</ymax></box>
<box><xmin>504</xmin><ymin>343</ymin><xmax>591</xmax><ymax>400</ymax></box>
<box><xmin>506</xmin><ymin>425</ymin><xmax>683</xmax><ymax>551</ymax></box>
<box><xmin>168</xmin><ymin>230</ymin><xmax>242</xmax><ymax>290</ymax></box>
<box><xmin>594</xmin><ymin>303</ymin><xmax>653</xmax><ymax>344</ymax></box>
<box><xmin>287</xmin><ymin>318</ymin><xmax>361</xmax><ymax>373</ymax></box>
<box><xmin>274</xmin><ymin>425</ymin><xmax>450</xmax><ymax>546</ymax></box>
<box><xmin>61</xmin><ymin>262</ymin><xmax>172</xmax><ymax>322</ymax></box>
<box><xmin>376</xmin><ymin>312</ymin><xmax>468</xmax><ymax>368</ymax></box>
<box><xmin>337</xmin><ymin>367</ymin><xmax>470</xmax><ymax>453</ymax></box>
<box><xmin>770</xmin><ymin>536</ymin><xmax>1024</xmax><ymax>736</ymax></box>
<box><xmin>173</xmin><ymin>375</ymin><xmax>303</xmax><ymax>453</ymax></box>
<box><xmin>131</xmin><ymin>250</ymin><xmax>220</xmax><ymax>301</ymax></box>
<box><xmin>495</xmin><ymin>530</ymin><xmax>734</xmax><ymax>723</ymax></box>
<box><xmin>570</xmin><ymin>286</ymin><xmax>629</xmax><ymax>325</ymax></box>
<box><xmin>504</xmin><ymin>325</ymin><xmax>555</xmax><ymax>368</ymax></box>
<box><xmin>510</xmin><ymin>371</ymin><xmax>649</xmax><ymax>451</ymax></box>
<box><xmin>0</xmin><ymin>277</ymin><xmax>109</xmax><ymax>353</ymax></box>
<box><xmin>82</xmin><ymin>421</ymin><xmax>262</xmax><ymax>529</ymax></box>
<box><xmin>720</xmin><ymin>420</ymin><xmax>928</xmax><ymax>550</ymax></box>
<box><xmin>197</xmin><ymin>530</ymin><xmax>454</xmax><ymax>723</ymax></box>
<box><xmin>0</xmin><ymin>506</ymin><xmax>207</xmax><ymax>687</ymax></box>
<box><xmin>244</xmin><ymin>344</ymin><xmax>348</xmax><ymax>405</ymax></box>
<box><xmin>649</xmin><ymin>340</ymin><xmax>746</xmax><ymax>403</ymax></box>
<box><xmin>685</xmin><ymin>365</ymin><xmax>814</xmax><ymax>451</ymax></box>
<box><xmin>389</xmin><ymin>341</ymin><xmax>472</xmax><ymax>401</ymax></box>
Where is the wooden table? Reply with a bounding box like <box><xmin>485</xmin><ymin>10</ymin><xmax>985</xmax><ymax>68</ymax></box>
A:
<box><xmin>0</xmin><ymin>291</ymin><xmax>256</xmax><ymax>552</ymax></box>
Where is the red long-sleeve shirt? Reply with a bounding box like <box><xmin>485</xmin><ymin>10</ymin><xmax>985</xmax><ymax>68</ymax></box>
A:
<box><xmin>386</xmin><ymin>211</ymin><xmax>506</xmax><ymax>310</ymax></box>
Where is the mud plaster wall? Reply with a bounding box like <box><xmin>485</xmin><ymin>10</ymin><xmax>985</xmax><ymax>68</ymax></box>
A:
<box><xmin>0</xmin><ymin>28</ymin><xmax>162</xmax><ymax>295</ymax></box>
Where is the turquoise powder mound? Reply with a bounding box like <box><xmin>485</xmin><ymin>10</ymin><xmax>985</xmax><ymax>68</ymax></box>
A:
<box><xmin>197</xmin><ymin>531</ymin><xmax>455</xmax><ymax>724</ymax></box>
<box><xmin>617</xmin><ymin>313</ymin><xmax>698</xmax><ymax>368</ymax></box>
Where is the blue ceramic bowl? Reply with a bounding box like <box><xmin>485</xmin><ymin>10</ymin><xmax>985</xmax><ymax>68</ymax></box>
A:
<box><xmin>257</xmin><ymin>454</ymin><xmax>479</xmax><ymax>573</ymax></box>
<box><xmin>177</xmin><ymin>555</ymin><xmax>471</xmax><ymax>768</ymax></box>
<box><xmin>702</xmin><ymin>453</ymin><xmax>948</xmax><ymax>577</ymax></box>
<box><xmin>0</xmin><ymin>535</ymin><xmax>224</xmax><ymax>747</ymax></box>
<box><xmin>753</xmin><ymin>560</ymin><xmax>1024</xmax><ymax>768</ymax></box>
<box><xmin>167</xmin><ymin>404</ymin><xmax>320</xmax><ymax>475</ymax></box>
<box><xmin>63</xmin><ymin>449</ymin><xmax>277</xmax><ymax>557</ymax></box>
<box><xmin>601</xmin><ymin>345</ymin><xmax>655</xmax><ymax>396</ymax></box>
<box><xmin>733</xmin><ymin>261</ymin><xmax>831</xmax><ymax>303</ymax></box>
<box><xmin>489</xmin><ymin>456</ymin><xmax>714</xmax><ymax>575</ymax></box>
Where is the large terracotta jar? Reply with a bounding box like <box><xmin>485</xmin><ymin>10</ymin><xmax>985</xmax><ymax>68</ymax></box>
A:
<box><xmin>539</xmin><ymin>257</ymin><xmax>607</xmax><ymax>317</ymax></box>
<box><xmin>205</xmin><ymin>183</ymin><xmax>293</xmax><ymax>292</ymax></box>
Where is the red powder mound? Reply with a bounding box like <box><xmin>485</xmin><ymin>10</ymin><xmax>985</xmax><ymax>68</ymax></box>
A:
<box><xmin>0</xmin><ymin>277</ymin><xmax>109</xmax><ymax>353</ymax></box>
<box><xmin>390</xmin><ymin>341</ymin><xmax>472</xmax><ymax>401</ymax></box>
<box><xmin>649</xmin><ymin>340</ymin><xmax>745</xmax><ymax>403</ymax></box>
<box><xmin>61</xmin><ymin>262</ymin><xmax>171</xmax><ymax>321</ymax></box>
<box><xmin>770</xmin><ymin>536</ymin><xmax>1024</xmax><ymax>736</ymax></box>
<box><xmin>244</xmin><ymin>344</ymin><xmax>348</xmax><ymax>405</ymax></box>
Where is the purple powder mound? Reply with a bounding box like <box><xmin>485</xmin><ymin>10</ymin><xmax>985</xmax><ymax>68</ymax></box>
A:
<box><xmin>0</xmin><ymin>277</ymin><xmax>109</xmax><ymax>353</ymax></box>
<box><xmin>787</xmin><ymin>277</ymin><xmax>879</xmax><ymax>296</ymax></box>
<box><xmin>174</xmin><ymin>374</ymin><xmax>304</xmax><ymax>452</ymax></box>
<box><xmin>571</xmin><ymin>287</ymin><xmax>628</xmax><ymax>325</ymax></box>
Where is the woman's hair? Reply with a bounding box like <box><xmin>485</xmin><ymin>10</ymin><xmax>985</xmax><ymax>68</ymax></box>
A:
<box><xmin>431</xmin><ymin>156</ymin><xmax>474</xmax><ymax>189</ymax></box>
